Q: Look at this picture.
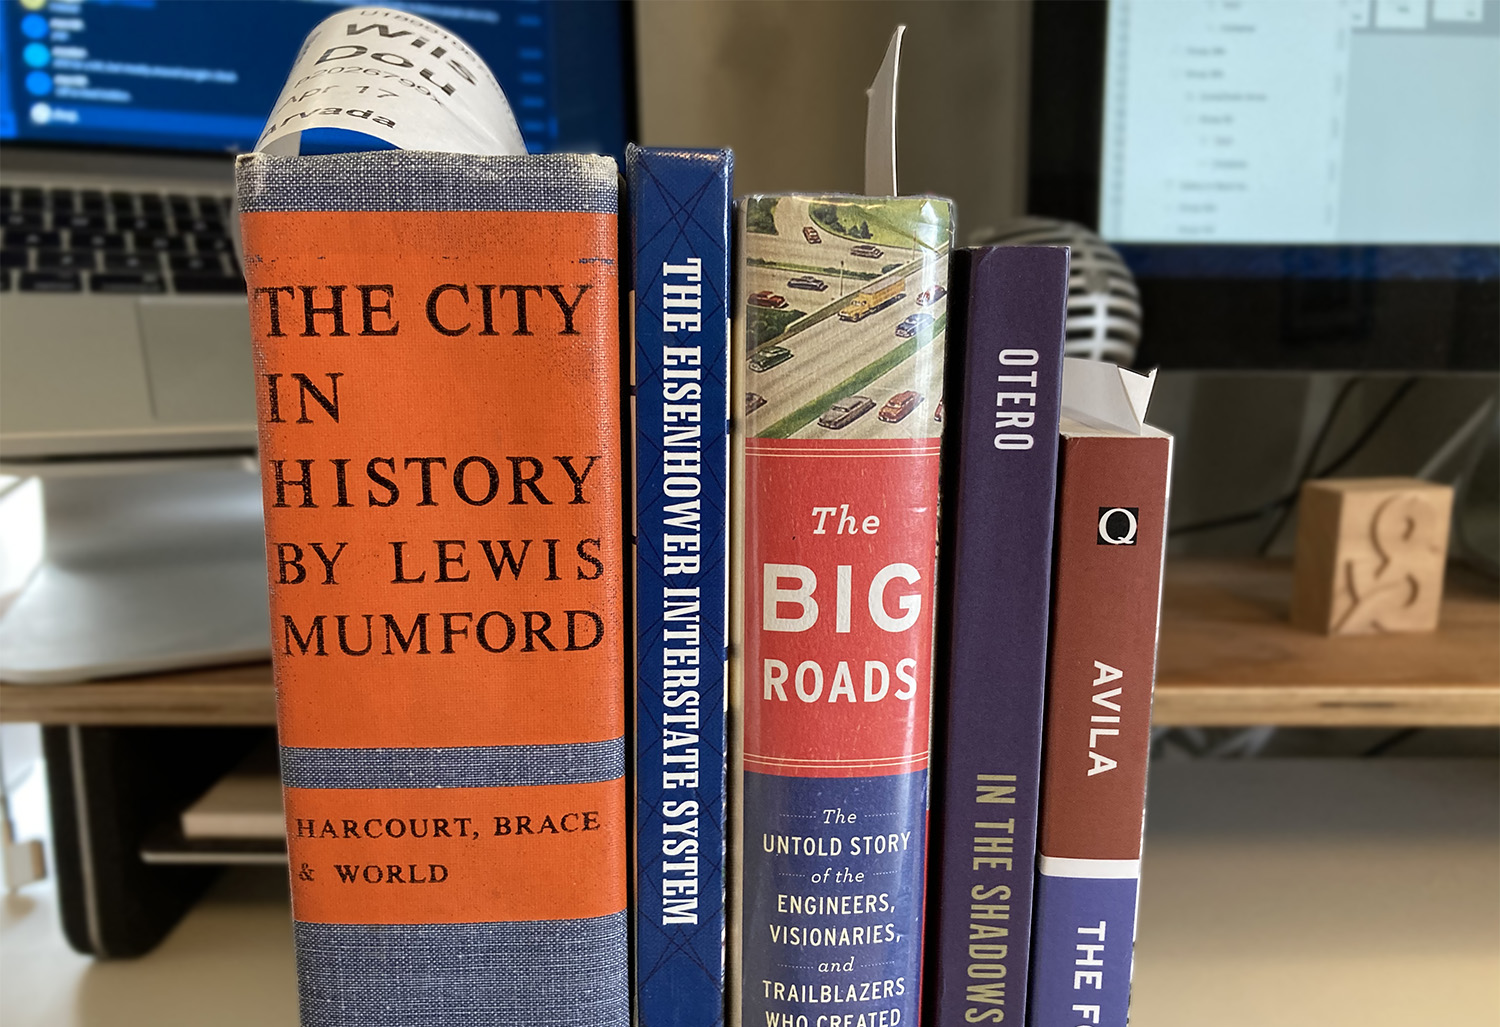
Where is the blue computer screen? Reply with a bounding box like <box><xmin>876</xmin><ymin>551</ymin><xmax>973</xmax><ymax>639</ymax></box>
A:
<box><xmin>0</xmin><ymin>0</ymin><xmax>629</xmax><ymax>157</ymax></box>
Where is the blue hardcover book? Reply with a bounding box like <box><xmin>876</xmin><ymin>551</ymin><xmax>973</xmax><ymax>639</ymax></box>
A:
<box><xmin>926</xmin><ymin>246</ymin><xmax>1070</xmax><ymax>1027</ymax></box>
<box><xmin>628</xmin><ymin>145</ymin><xmax>734</xmax><ymax>1027</ymax></box>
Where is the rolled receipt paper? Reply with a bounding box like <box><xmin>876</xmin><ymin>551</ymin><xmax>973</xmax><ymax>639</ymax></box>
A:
<box><xmin>254</xmin><ymin>7</ymin><xmax>525</xmax><ymax>156</ymax></box>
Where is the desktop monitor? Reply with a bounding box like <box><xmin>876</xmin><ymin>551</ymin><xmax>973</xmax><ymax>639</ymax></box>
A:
<box><xmin>1028</xmin><ymin>0</ymin><xmax>1500</xmax><ymax>370</ymax></box>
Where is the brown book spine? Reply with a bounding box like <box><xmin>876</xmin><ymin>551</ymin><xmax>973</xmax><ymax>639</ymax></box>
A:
<box><xmin>1038</xmin><ymin>433</ymin><xmax>1171</xmax><ymax>861</ymax></box>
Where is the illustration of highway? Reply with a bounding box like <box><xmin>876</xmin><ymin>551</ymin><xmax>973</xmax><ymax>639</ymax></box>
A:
<box><xmin>741</xmin><ymin>194</ymin><xmax>950</xmax><ymax>442</ymax></box>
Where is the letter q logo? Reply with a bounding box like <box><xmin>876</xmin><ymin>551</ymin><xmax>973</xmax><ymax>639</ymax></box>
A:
<box><xmin>1097</xmin><ymin>507</ymin><xmax>1139</xmax><ymax>546</ymax></box>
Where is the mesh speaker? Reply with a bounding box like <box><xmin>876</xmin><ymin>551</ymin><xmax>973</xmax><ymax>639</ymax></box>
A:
<box><xmin>972</xmin><ymin>218</ymin><xmax>1142</xmax><ymax>365</ymax></box>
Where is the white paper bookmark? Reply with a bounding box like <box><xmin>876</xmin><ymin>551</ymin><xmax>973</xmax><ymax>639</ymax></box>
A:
<box><xmin>254</xmin><ymin>7</ymin><xmax>524</xmax><ymax>157</ymax></box>
<box><xmin>864</xmin><ymin>26</ymin><xmax>905</xmax><ymax>197</ymax></box>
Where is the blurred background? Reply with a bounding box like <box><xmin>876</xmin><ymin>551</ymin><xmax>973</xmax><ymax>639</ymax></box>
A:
<box><xmin>0</xmin><ymin>1</ymin><xmax>1496</xmax><ymax>1025</ymax></box>
<box><xmin>635</xmin><ymin>0</ymin><xmax>1499</xmax><ymax>568</ymax></box>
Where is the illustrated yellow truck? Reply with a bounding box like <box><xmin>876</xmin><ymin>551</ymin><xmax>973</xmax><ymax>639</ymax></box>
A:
<box><xmin>837</xmin><ymin>277</ymin><xmax>906</xmax><ymax>322</ymax></box>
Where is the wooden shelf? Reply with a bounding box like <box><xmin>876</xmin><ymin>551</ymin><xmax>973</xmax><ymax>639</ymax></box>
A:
<box><xmin>1152</xmin><ymin>559</ymin><xmax>1500</xmax><ymax>727</ymax></box>
<box><xmin>3</xmin><ymin>559</ymin><xmax>1496</xmax><ymax>728</ymax></box>
<box><xmin>0</xmin><ymin>661</ymin><xmax>275</xmax><ymax>726</ymax></box>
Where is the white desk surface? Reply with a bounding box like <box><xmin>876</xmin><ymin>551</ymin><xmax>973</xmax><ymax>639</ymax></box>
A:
<box><xmin>1131</xmin><ymin>758</ymin><xmax>1499</xmax><ymax>1025</ymax></box>
<box><xmin>2</xmin><ymin>757</ymin><xmax>1496</xmax><ymax>1025</ymax></box>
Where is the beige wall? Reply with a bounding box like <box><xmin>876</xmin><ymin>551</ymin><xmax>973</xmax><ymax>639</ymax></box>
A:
<box><xmin>635</xmin><ymin>0</ymin><xmax>1032</xmax><ymax>237</ymax></box>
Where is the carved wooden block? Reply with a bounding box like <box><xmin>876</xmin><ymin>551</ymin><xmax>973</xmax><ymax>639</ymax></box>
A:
<box><xmin>1291</xmin><ymin>477</ymin><xmax>1453</xmax><ymax>635</ymax></box>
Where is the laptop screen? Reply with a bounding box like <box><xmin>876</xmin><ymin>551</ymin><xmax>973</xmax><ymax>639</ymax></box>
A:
<box><xmin>0</xmin><ymin>0</ymin><xmax>630</xmax><ymax>158</ymax></box>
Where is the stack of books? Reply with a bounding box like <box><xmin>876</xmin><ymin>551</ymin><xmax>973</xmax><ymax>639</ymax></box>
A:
<box><xmin>236</xmin><ymin>10</ymin><xmax>1171</xmax><ymax>1027</ymax></box>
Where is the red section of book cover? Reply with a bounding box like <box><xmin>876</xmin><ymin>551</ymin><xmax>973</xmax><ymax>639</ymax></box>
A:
<box><xmin>283</xmin><ymin>781</ymin><xmax>626</xmax><ymax>924</ymax></box>
<box><xmin>742</xmin><ymin>438</ymin><xmax>940</xmax><ymax>778</ymax></box>
<box><xmin>242</xmin><ymin>209</ymin><xmax>624</xmax><ymax>752</ymax></box>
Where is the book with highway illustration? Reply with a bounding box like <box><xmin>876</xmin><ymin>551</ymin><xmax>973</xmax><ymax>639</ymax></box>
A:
<box><xmin>730</xmin><ymin>192</ymin><xmax>953</xmax><ymax>1026</ymax></box>
<box><xmin>628</xmin><ymin>145</ymin><xmax>734</xmax><ymax>1027</ymax></box>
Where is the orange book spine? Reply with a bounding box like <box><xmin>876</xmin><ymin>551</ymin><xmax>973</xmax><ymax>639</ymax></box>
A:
<box><xmin>237</xmin><ymin>151</ymin><xmax>628</xmax><ymax>1027</ymax></box>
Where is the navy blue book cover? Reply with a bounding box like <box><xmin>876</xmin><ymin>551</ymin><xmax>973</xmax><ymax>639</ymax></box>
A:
<box><xmin>926</xmin><ymin>246</ymin><xmax>1070</xmax><ymax>1027</ymax></box>
<box><xmin>1028</xmin><ymin>872</ymin><xmax>1139</xmax><ymax>1026</ymax></box>
<box><xmin>627</xmin><ymin>145</ymin><xmax>733</xmax><ymax>1027</ymax></box>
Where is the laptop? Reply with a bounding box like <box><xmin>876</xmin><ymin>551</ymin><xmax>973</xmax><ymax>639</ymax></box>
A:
<box><xmin>0</xmin><ymin>0</ymin><xmax>633</xmax><ymax>465</ymax></box>
<box><xmin>1</xmin><ymin>143</ymin><xmax>254</xmax><ymax>462</ymax></box>
<box><xmin>0</xmin><ymin>0</ymin><xmax>633</xmax><ymax>681</ymax></box>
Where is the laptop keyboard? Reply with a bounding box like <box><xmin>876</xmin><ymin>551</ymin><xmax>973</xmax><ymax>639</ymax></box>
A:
<box><xmin>0</xmin><ymin>186</ymin><xmax>245</xmax><ymax>295</ymax></box>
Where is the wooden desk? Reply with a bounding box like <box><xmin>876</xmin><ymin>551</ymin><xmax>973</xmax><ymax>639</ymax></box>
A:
<box><xmin>3</xmin><ymin>560</ymin><xmax>1497</xmax><ymax>727</ymax></box>
<box><xmin>5</xmin><ymin>758</ymin><xmax>1492</xmax><ymax>1025</ymax></box>
<box><xmin>0</xmin><ymin>662</ymin><xmax>274</xmax><ymax>726</ymax></box>
<box><xmin>1130</xmin><ymin>758</ymin><xmax>1500</xmax><ymax>1025</ymax></box>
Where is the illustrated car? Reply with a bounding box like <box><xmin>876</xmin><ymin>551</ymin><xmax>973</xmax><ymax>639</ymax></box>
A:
<box><xmin>748</xmin><ymin>346</ymin><xmax>794</xmax><ymax>373</ymax></box>
<box><xmin>837</xmin><ymin>278</ymin><xmax>905</xmax><ymax>322</ymax></box>
<box><xmin>850</xmin><ymin>243</ymin><xmax>883</xmax><ymax>258</ymax></box>
<box><xmin>748</xmin><ymin>290</ymin><xmax>788</xmax><ymax>309</ymax></box>
<box><xmin>894</xmin><ymin>312</ymin><xmax>934</xmax><ymax>338</ymax></box>
<box><xmin>915</xmin><ymin>285</ymin><xmax>947</xmax><ymax>307</ymax></box>
<box><xmin>802</xmin><ymin>226</ymin><xmax>822</xmax><ymax>244</ymax></box>
<box><xmin>879</xmin><ymin>390</ymin><xmax>923</xmax><ymax>423</ymax></box>
<box><xmin>787</xmin><ymin>275</ymin><xmax>828</xmax><ymax>291</ymax></box>
<box><xmin>745</xmin><ymin>392</ymin><xmax>767</xmax><ymax>413</ymax></box>
<box><xmin>817</xmin><ymin>395</ymin><xmax>876</xmax><ymax>430</ymax></box>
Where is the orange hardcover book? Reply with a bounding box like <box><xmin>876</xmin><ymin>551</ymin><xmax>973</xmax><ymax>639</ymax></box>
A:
<box><xmin>237</xmin><ymin>149</ymin><xmax>628</xmax><ymax>1025</ymax></box>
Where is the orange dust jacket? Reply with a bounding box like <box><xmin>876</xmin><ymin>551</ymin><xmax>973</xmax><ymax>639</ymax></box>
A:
<box><xmin>237</xmin><ymin>148</ymin><xmax>628</xmax><ymax>1026</ymax></box>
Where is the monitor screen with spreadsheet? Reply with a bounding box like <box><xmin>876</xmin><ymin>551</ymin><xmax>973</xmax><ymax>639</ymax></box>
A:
<box><xmin>1028</xmin><ymin>0</ymin><xmax>1499</xmax><ymax>369</ymax></box>
<box><xmin>0</xmin><ymin>0</ymin><xmax>631</xmax><ymax>158</ymax></box>
<box><xmin>1098</xmin><ymin>0</ymin><xmax>1498</xmax><ymax>247</ymax></box>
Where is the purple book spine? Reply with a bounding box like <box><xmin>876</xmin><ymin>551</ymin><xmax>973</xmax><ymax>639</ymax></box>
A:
<box><xmin>925</xmin><ymin>246</ymin><xmax>1070</xmax><ymax>1027</ymax></box>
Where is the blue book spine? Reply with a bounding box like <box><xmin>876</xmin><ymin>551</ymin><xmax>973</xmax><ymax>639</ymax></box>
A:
<box><xmin>628</xmin><ymin>145</ymin><xmax>733</xmax><ymax>1027</ymax></box>
<box><xmin>1028</xmin><ymin>868</ymin><xmax>1138</xmax><ymax>1025</ymax></box>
